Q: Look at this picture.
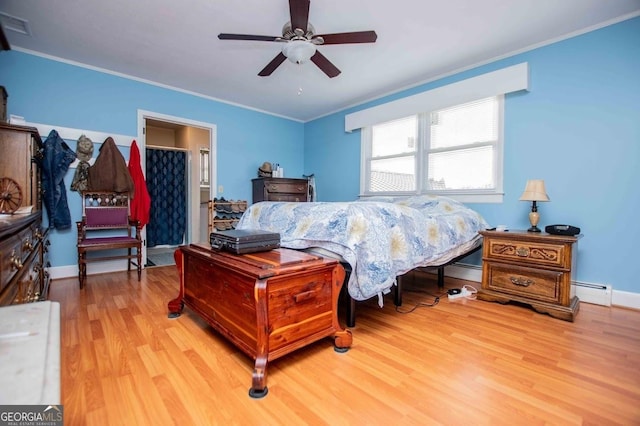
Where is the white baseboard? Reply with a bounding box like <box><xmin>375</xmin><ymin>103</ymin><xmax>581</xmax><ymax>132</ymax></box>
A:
<box><xmin>612</xmin><ymin>290</ymin><xmax>640</xmax><ymax>310</ymax></box>
<box><xmin>428</xmin><ymin>263</ymin><xmax>638</xmax><ymax>311</ymax></box>
<box><xmin>49</xmin><ymin>260</ymin><xmax>141</xmax><ymax>281</ymax></box>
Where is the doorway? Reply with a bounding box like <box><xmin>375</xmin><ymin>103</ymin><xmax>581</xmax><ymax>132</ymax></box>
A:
<box><xmin>145</xmin><ymin>145</ymin><xmax>187</xmax><ymax>266</ymax></box>
<box><xmin>137</xmin><ymin>111</ymin><xmax>217</xmax><ymax>267</ymax></box>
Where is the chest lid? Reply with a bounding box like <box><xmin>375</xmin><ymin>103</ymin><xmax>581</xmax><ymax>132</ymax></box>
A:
<box><xmin>188</xmin><ymin>244</ymin><xmax>335</xmax><ymax>278</ymax></box>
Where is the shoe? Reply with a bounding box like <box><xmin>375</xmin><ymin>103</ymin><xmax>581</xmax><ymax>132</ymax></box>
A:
<box><xmin>216</xmin><ymin>197</ymin><xmax>227</xmax><ymax>212</ymax></box>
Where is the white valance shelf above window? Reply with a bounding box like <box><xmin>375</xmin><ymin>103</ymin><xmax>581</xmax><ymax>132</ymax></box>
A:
<box><xmin>345</xmin><ymin>62</ymin><xmax>529</xmax><ymax>132</ymax></box>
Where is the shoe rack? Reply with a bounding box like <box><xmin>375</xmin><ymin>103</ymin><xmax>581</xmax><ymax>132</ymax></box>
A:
<box><xmin>208</xmin><ymin>198</ymin><xmax>248</xmax><ymax>234</ymax></box>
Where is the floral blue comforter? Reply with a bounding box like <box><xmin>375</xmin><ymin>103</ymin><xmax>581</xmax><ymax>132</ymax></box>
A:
<box><xmin>236</xmin><ymin>195</ymin><xmax>489</xmax><ymax>302</ymax></box>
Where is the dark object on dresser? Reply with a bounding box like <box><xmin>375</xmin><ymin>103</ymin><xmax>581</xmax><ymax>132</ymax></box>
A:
<box><xmin>545</xmin><ymin>224</ymin><xmax>580</xmax><ymax>236</ymax></box>
<box><xmin>252</xmin><ymin>177</ymin><xmax>309</xmax><ymax>203</ymax></box>
<box><xmin>168</xmin><ymin>244</ymin><xmax>352</xmax><ymax>398</ymax></box>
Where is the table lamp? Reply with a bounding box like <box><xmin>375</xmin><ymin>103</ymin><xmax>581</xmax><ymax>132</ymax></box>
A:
<box><xmin>519</xmin><ymin>180</ymin><xmax>550</xmax><ymax>232</ymax></box>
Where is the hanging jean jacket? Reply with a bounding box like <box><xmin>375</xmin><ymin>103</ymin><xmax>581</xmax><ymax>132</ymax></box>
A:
<box><xmin>41</xmin><ymin>129</ymin><xmax>76</xmax><ymax>229</ymax></box>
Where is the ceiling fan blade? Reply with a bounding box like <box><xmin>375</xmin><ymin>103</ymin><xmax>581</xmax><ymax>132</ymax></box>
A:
<box><xmin>258</xmin><ymin>52</ymin><xmax>287</xmax><ymax>77</ymax></box>
<box><xmin>314</xmin><ymin>31</ymin><xmax>378</xmax><ymax>45</ymax></box>
<box><xmin>289</xmin><ymin>0</ymin><xmax>310</xmax><ymax>33</ymax></box>
<box><xmin>218</xmin><ymin>33</ymin><xmax>280</xmax><ymax>42</ymax></box>
<box><xmin>310</xmin><ymin>51</ymin><xmax>341</xmax><ymax>78</ymax></box>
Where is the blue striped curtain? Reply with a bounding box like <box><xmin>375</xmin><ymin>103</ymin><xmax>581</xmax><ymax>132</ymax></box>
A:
<box><xmin>145</xmin><ymin>149</ymin><xmax>187</xmax><ymax>247</ymax></box>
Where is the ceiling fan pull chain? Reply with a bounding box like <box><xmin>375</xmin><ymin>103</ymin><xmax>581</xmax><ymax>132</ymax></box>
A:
<box><xmin>297</xmin><ymin>64</ymin><xmax>304</xmax><ymax>96</ymax></box>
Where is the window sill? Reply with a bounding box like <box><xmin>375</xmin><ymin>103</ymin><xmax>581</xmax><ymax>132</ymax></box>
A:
<box><xmin>359</xmin><ymin>192</ymin><xmax>503</xmax><ymax>204</ymax></box>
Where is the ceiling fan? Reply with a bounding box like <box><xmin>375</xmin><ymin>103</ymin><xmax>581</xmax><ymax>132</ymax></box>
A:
<box><xmin>218</xmin><ymin>0</ymin><xmax>377</xmax><ymax>78</ymax></box>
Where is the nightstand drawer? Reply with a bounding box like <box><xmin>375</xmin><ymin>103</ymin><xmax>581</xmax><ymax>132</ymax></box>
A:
<box><xmin>485</xmin><ymin>262</ymin><xmax>562</xmax><ymax>304</ymax></box>
<box><xmin>485</xmin><ymin>238</ymin><xmax>566</xmax><ymax>268</ymax></box>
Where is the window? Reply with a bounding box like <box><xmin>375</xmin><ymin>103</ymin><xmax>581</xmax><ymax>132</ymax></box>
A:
<box><xmin>362</xmin><ymin>96</ymin><xmax>503</xmax><ymax>202</ymax></box>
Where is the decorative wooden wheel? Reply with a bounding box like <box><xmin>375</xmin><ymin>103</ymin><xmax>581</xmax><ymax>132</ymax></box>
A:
<box><xmin>0</xmin><ymin>177</ymin><xmax>23</xmax><ymax>214</ymax></box>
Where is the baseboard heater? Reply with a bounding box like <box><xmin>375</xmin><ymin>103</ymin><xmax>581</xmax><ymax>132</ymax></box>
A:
<box><xmin>573</xmin><ymin>281</ymin><xmax>612</xmax><ymax>306</ymax></box>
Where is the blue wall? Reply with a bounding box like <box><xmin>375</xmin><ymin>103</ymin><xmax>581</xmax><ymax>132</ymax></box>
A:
<box><xmin>1</xmin><ymin>17</ymin><xmax>638</xmax><ymax>294</ymax></box>
<box><xmin>0</xmin><ymin>51</ymin><xmax>304</xmax><ymax>268</ymax></box>
<box><xmin>304</xmin><ymin>16</ymin><xmax>640</xmax><ymax>293</ymax></box>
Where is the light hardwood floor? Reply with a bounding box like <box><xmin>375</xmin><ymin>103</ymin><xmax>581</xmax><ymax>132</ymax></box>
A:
<box><xmin>49</xmin><ymin>266</ymin><xmax>640</xmax><ymax>425</ymax></box>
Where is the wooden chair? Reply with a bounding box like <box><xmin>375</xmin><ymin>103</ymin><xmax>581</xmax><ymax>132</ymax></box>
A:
<box><xmin>76</xmin><ymin>191</ymin><xmax>142</xmax><ymax>289</ymax></box>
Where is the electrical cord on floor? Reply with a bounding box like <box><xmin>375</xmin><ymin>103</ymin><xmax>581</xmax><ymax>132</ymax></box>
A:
<box><xmin>394</xmin><ymin>288</ymin><xmax>447</xmax><ymax>314</ymax></box>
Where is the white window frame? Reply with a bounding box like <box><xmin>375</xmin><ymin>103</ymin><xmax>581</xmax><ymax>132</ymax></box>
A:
<box><xmin>360</xmin><ymin>95</ymin><xmax>504</xmax><ymax>203</ymax></box>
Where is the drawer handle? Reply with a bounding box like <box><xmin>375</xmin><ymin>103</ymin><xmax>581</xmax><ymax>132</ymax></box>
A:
<box><xmin>510</xmin><ymin>276</ymin><xmax>533</xmax><ymax>287</ymax></box>
<box><xmin>516</xmin><ymin>247</ymin><xmax>530</xmax><ymax>257</ymax></box>
<box><xmin>269</xmin><ymin>185</ymin><xmax>278</xmax><ymax>191</ymax></box>
<box><xmin>294</xmin><ymin>290</ymin><xmax>316</xmax><ymax>303</ymax></box>
<box><xmin>23</xmin><ymin>239</ymin><xmax>34</xmax><ymax>252</ymax></box>
<box><xmin>10</xmin><ymin>250</ymin><xmax>23</xmax><ymax>271</ymax></box>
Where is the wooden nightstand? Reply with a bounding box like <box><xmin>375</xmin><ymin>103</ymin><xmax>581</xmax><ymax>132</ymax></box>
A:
<box><xmin>478</xmin><ymin>230</ymin><xmax>580</xmax><ymax>321</ymax></box>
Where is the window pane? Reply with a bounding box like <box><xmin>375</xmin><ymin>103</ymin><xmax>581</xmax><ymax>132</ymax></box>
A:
<box><xmin>427</xmin><ymin>146</ymin><xmax>494</xmax><ymax>190</ymax></box>
<box><xmin>372</xmin><ymin>116</ymin><xmax>417</xmax><ymax>157</ymax></box>
<box><xmin>370</xmin><ymin>157</ymin><xmax>415</xmax><ymax>192</ymax></box>
<box><xmin>431</xmin><ymin>97</ymin><xmax>497</xmax><ymax>149</ymax></box>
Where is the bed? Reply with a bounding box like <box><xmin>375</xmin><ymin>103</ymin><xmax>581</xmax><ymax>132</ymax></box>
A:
<box><xmin>236</xmin><ymin>195</ymin><xmax>489</xmax><ymax>325</ymax></box>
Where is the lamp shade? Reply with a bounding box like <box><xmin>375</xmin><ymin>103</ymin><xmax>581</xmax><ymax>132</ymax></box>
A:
<box><xmin>282</xmin><ymin>40</ymin><xmax>316</xmax><ymax>64</ymax></box>
<box><xmin>519</xmin><ymin>179</ymin><xmax>550</xmax><ymax>202</ymax></box>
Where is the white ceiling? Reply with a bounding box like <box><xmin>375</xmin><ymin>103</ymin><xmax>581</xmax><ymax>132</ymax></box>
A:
<box><xmin>1</xmin><ymin>0</ymin><xmax>639</xmax><ymax>122</ymax></box>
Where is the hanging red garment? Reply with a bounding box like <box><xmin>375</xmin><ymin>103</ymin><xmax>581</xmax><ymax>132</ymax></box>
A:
<box><xmin>128</xmin><ymin>140</ymin><xmax>151</xmax><ymax>227</ymax></box>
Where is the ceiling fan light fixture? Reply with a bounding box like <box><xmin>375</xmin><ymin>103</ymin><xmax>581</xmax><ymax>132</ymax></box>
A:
<box><xmin>282</xmin><ymin>40</ymin><xmax>316</xmax><ymax>64</ymax></box>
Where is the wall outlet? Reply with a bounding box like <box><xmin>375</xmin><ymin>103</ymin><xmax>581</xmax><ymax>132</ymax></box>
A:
<box><xmin>218</xmin><ymin>185</ymin><xmax>224</xmax><ymax>193</ymax></box>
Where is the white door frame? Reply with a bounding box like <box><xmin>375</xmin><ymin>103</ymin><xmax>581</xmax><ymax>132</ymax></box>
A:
<box><xmin>137</xmin><ymin>110</ymin><xmax>217</xmax><ymax>264</ymax></box>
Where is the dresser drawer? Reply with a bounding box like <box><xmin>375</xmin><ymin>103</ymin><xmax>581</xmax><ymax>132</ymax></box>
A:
<box><xmin>265</xmin><ymin>181</ymin><xmax>307</xmax><ymax>195</ymax></box>
<box><xmin>15</xmin><ymin>254</ymin><xmax>41</xmax><ymax>304</ymax></box>
<box><xmin>485</xmin><ymin>237</ymin><xmax>567</xmax><ymax>269</ymax></box>
<box><xmin>485</xmin><ymin>262</ymin><xmax>562</xmax><ymax>304</ymax></box>
<box><xmin>1</xmin><ymin>233</ymin><xmax>22</xmax><ymax>293</ymax></box>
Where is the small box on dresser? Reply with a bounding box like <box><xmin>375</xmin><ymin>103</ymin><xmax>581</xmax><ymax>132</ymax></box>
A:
<box><xmin>478</xmin><ymin>229</ymin><xmax>580</xmax><ymax>321</ymax></box>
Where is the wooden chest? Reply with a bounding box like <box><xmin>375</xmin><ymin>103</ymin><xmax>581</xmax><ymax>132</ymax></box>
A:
<box><xmin>478</xmin><ymin>230</ymin><xmax>580</xmax><ymax>321</ymax></box>
<box><xmin>168</xmin><ymin>244</ymin><xmax>352</xmax><ymax>398</ymax></box>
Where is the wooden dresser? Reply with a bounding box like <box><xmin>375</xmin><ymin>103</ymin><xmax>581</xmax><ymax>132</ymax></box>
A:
<box><xmin>0</xmin><ymin>123</ymin><xmax>50</xmax><ymax>305</ymax></box>
<box><xmin>252</xmin><ymin>177</ymin><xmax>309</xmax><ymax>203</ymax></box>
<box><xmin>478</xmin><ymin>229</ymin><xmax>580</xmax><ymax>321</ymax></box>
<box><xmin>168</xmin><ymin>244</ymin><xmax>352</xmax><ymax>398</ymax></box>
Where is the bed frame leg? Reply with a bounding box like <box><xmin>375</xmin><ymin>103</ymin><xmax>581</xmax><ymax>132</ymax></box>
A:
<box><xmin>394</xmin><ymin>276</ymin><xmax>403</xmax><ymax>306</ymax></box>
<box><xmin>346</xmin><ymin>297</ymin><xmax>356</xmax><ymax>328</ymax></box>
<box><xmin>340</xmin><ymin>262</ymin><xmax>356</xmax><ymax>328</ymax></box>
<box><xmin>437</xmin><ymin>266</ymin><xmax>445</xmax><ymax>289</ymax></box>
